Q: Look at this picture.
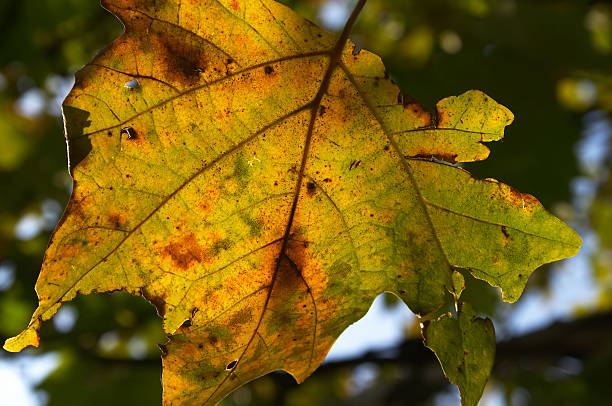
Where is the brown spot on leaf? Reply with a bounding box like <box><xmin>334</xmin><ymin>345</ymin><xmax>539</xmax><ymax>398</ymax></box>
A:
<box><xmin>108</xmin><ymin>212</ymin><xmax>126</xmax><ymax>228</ymax></box>
<box><xmin>264</xmin><ymin>66</ymin><xmax>274</xmax><ymax>75</ymax></box>
<box><xmin>502</xmin><ymin>185</ymin><xmax>539</xmax><ymax>213</ymax></box>
<box><xmin>197</xmin><ymin>197</ymin><xmax>215</xmax><ymax>215</ymax></box>
<box><xmin>198</xmin><ymin>201</ymin><xmax>210</xmax><ymax>213</ymax></box>
<box><xmin>156</xmin><ymin>30</ymin><xmax>209</xmax><ymax>86</ymax></box>
<box><xmin>141</xmin><ymin>287</ymin><xmax>166</xmax><ymax>317</ymax></box>
<box><xmin>67</xmin><ymin>197</ymin><xmax>87</xmax><ymax>221</ymax></box>
<box><xmin>162</xmin><ymin>232</ymin><xmax>205</xmax><ymax>270</ymax></box>
<box><xmin>278</xmin><ymin>236</ymin><xmax>318</xmax><ymax>293</ymax></box>
<box><xmin>501</xmin><ymin>225</ymin><xmax>509</xmax><ymax>243</ymax></box>
<box><xmin>306</xmin><ymin>181</ymin><xmax>316</xmax><ymax>195</ymax></box>
<box><xmin>256</xmin><ymin>231</ymin><xmax>322</xmax><ymax>335</ymax></box>
<box><xmin>349</xmin><ymin>160</ymin><xmax>362</xmax><ymax>171</ymax></box>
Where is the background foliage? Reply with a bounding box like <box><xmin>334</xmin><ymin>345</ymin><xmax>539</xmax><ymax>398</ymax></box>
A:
<box><xmin>1</xmin><ymin>0</ymin><xmax>611</xmax><ymax>404</ymax></box>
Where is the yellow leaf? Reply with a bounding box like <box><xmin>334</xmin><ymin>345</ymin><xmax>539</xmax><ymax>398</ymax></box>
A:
<box><xmin>4</xmin><ymin>0</ymin><xmax>581</xmax><ymax>404</ymax></box>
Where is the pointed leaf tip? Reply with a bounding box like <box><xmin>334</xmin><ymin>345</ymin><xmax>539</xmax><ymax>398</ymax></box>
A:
<box><xmin>3</xmin><ymin>324</ymin><xmax>40</xmax><ymax>353</ymax></box>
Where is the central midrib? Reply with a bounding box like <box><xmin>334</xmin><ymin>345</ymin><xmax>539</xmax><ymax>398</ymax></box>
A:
<box><xmin>205</xmin><ymin>0</ymin><xmax>369</xmax><ymax>403</ymax></box>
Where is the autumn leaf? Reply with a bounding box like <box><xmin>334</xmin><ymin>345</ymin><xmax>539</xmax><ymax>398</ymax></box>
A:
<box><xmin>4</xmin><ymin>0</ymin><xmax>581</xmax><ymax>404</ymax></box>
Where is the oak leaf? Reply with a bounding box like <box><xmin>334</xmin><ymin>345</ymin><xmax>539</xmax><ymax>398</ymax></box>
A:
<box><xmin>4</xmin><ymin>0</ymin><xmax>581</xmax><ymax>404</ymax></box>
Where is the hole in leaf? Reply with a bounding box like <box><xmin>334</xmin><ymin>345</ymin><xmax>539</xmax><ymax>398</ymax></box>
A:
<box><xmin>120</xmin><ymin>127</ymin><xmax>137</xmax><ymax>140</ymax></box>
<box><xmin>124</xmin><ymin>78</ymin><xmax>140</xmax><ymax>89</ymax></box>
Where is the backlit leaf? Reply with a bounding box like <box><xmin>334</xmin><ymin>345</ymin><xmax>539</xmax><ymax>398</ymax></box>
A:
<box><xmin>424</xmin><ymin>302</ymin><xmax>495</xmax><ymax>406</ymax></box>
<box><xmin>4</xmin><ymin>0</ymin><xmax>581</xmax><ymax>404</ymax></box>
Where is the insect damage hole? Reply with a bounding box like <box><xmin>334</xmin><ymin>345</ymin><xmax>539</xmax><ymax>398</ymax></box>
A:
<box><xmin>120</xmin><ymin>126</ymin><xmax>137</xmax><ymax>140</ymax></box>
<box><xmin>501</xmin><ymin>225</ymin><xmax>510</xmax><ymax>239</ymax></box>
<box><xmin>226</xmin><ymin>360</ymin><xmax>238</xmax><ymax>370</ymax></box>
<box><xmin>124</xmin><ymin>78</ymin><xmax>140</xmax><ymax>89</ymax></box>
<box><xmin>349</xmin><ymin>160</ymin><xmax>362</xmax><ymax>170</ymax></box>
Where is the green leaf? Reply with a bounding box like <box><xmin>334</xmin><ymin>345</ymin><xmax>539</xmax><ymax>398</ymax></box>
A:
<box><xmin>424</xmin><ymin>302</ymin><xmax>496</xmax><ymax>406</ymax></box>
<box><xmin>452</xmin><ymin>270</ymin><xmax>466</xmax><ymax>299</ymax></box>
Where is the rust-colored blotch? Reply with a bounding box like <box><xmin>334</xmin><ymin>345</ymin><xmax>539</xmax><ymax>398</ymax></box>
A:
<box><xmin>162</xmin><ymin>232</ymin><xmax>205</xmax><ymax>270</ymax></box>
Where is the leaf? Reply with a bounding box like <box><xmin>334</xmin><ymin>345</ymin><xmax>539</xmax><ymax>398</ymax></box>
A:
<box><xmin>423</xmin><ymin>302</ymin><xmax>495</xmax><ymax>406</ymax></box>
<box><xmin>452</xmin><ymin>270</ymin><xmax>466</xmax><ymax>299</ymax></box>
<box><xmin>4</xmin><ymin>0</ymin><xmax>581</xmax><ymax>404</ymax></box>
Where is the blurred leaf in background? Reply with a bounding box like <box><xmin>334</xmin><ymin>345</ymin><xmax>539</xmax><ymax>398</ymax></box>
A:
<box><xmin>1</xmin><ymin>0</ymin><xmax>611</xmax><ymax>405</ymax></box>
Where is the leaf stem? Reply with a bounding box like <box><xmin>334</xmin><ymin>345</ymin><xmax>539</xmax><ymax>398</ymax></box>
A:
<box><xmin>335</xmin><ymin>0</ymin><xmax>367</xmax><ymax>52</ymax></box>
